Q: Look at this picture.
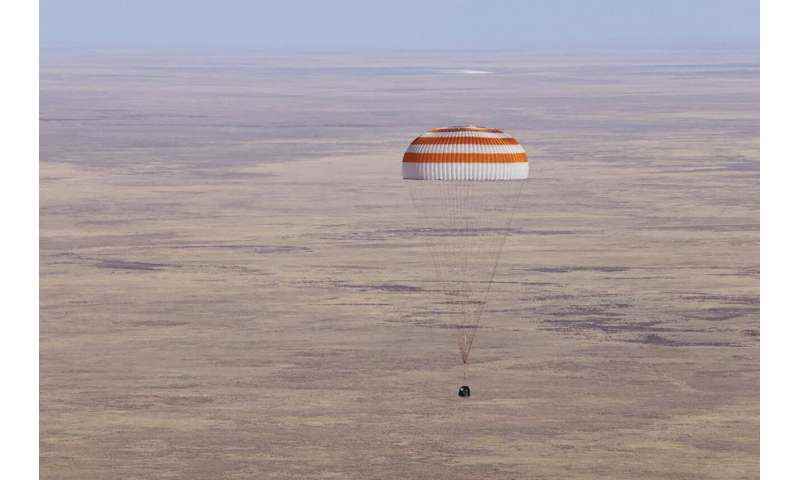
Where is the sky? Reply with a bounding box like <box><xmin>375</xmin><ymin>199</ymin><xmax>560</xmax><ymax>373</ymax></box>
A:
<box><xmin>41</xmin><ymin>0</ymin><xmax>759</xmax><ymax>51</ymax></box>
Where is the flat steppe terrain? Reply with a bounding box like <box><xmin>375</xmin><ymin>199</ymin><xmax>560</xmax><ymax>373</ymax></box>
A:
<box><xmin>40</xmin><ymin>50</ymin><xmax>759</xmax><ymax>479</ymax></box>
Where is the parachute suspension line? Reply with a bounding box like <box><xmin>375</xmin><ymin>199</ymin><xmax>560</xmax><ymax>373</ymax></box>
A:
<box><xmin>470</xmin><ymin>179</ymin><xmax>527</xmax><ymax>351</ymax></box>
<box><xmin>447</xmin><ymin>180</ymin><xmax>485</xmax><ymax>367</ymax></box>
<box><xmin>411</xmin><ymin>180</ymin><xmax>527</xmax><ymax>368</ymax></box>
<box><xmin>458</xmin><ymin>181</ymin><xmax>479</xmax><ymax>365</ymax></box>
<box><xmin>431</xmin><ymin>180</ymin><xmax>459</xmax><ymax>363</ymax></box>
<box><xmin>444</xmin><ymin>180</ymin><xmax>458</xmax><ymax>301</ymax></box>
<box><xmin>431</xmin><ymin>180</ymin><xmax>449</xmax><ymax>291</ymax></box>
<box><xmin>454</xmin><ymin>183</ymin><xmax>462</xmax><ymax>361</ymax></box>
<box><xmin>409</xmin><ymin>184</ymin><xmax>443</xmax><ymax>285</ymax></box>
<box><xmin>410</xmin><ymin>182</ymin><xmax>454</xmax><ymax>302</ymax></box>
<box><xmin>461</xmin><ymin>181</ymin><xmax>478</xmax><ymax>363</ymax></box>
<box><xmin>456</xmin><ymin>181</ymin><xmax>475</xmax><ymax>366</ymax></box>
<box><xmin>452</xmin><ymin>180</ymin><xmax>527</xmax><ymax>367</ymax></box>
<box><xmin>443</xmin><ymin>180</ymin><xmax>456</xmax><ymax>300</ymax></box>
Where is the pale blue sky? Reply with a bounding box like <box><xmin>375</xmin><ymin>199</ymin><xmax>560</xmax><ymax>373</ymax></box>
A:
<box><xmin>41</xmin><ymin>0</ymin><xmax>759</xmax><ymax>50</ymax></box>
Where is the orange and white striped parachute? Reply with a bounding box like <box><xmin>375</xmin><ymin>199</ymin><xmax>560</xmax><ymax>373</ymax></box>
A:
<box><xmin>402</xmin><ymin>125</ymin><xmax>529</xmax><ymax>181</ymax></box>
<box><xmin>402</xmin><ymin>126</ymin><xmax>529</xmax><ymax>377</ymax></box>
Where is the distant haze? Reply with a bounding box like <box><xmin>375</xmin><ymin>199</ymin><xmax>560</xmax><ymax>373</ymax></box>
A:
<box><xmin>41</xmin><ymin>0</ymin><xmax>758</xmax><ymax>51</ymax></box>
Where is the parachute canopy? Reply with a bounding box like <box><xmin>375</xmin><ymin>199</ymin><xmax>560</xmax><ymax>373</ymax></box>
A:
<box><xmin>402</xmin><ymin>125</ymin><xmax>529</xmax><ymax>181</ymax></box>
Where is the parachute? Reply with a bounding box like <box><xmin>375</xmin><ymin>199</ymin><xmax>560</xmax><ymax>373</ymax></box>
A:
<box><xmin>402</xmin><ymin>126</ymin><xmax>529</xmax><ymax>387</ymax></box>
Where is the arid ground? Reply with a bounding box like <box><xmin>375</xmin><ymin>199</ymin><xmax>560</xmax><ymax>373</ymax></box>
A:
<box><xmin>40</xmin><ymin>50</ymin><xmax>759</xmax><ymax>479</ymax></box>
